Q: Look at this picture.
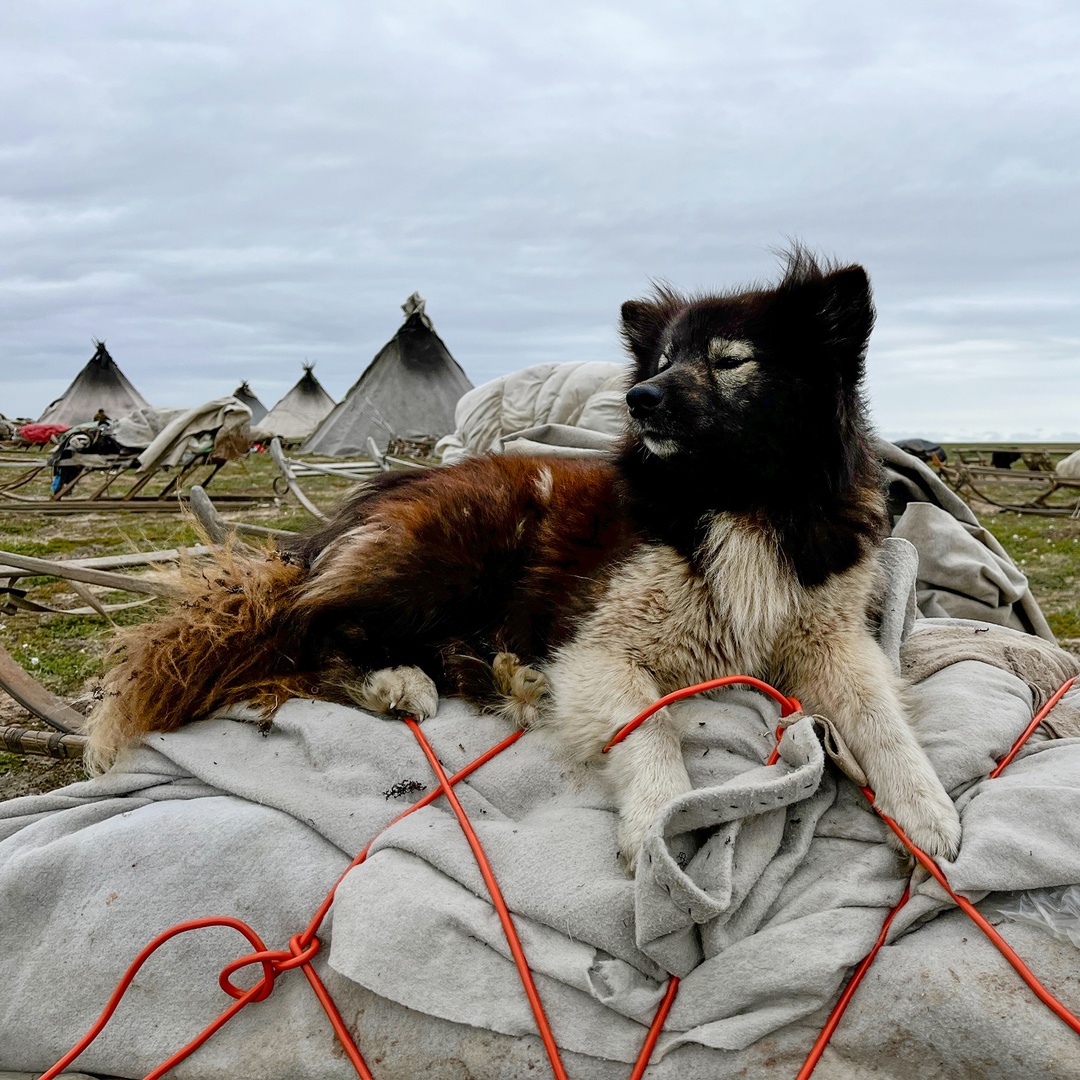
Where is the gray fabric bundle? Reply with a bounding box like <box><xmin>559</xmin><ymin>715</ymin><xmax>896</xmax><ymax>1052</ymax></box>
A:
<box><xmin>2</xmin><ymin>540</ymin><xmax>1080</xmax><ymax>1079</ymax></box>
<box><xmin>878</xmin><ymin>438</ymin><xmax>1054</xmax><ymax>639</ymax></box>
<box><xmin>132</xmin><ymin>397</ymin><xmax>252</xmax><ymax>472</ymax></box>
<box><xmin>434</xmin><ymin>362</ymin><xmax>626</xmax><ymax>465</ymax></box>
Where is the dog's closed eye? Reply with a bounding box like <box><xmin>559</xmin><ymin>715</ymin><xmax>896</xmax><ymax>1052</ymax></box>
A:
<box><xmin>708</xmin><ymin>337</ymin><xmax>755</xmax><ymax>366</ymax></box>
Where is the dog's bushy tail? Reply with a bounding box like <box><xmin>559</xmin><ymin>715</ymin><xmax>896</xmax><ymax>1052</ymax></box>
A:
<box><xmin>84</xmin><ymin>543</ymin><xmax>314</xmax><ymax>773</ymax></box>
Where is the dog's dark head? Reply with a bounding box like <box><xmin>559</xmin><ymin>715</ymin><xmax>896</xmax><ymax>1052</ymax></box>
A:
<box><xmin>619</xmin><ymin>248</ymin><xmax>875</xmax><ymax>478</ymax></box>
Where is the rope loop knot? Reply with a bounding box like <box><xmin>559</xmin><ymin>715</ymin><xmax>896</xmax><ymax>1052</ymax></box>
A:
<box><xmin>218</xmin><ymin>933</ymin><xmax>322</xmax><ymax>1002</ymax></box>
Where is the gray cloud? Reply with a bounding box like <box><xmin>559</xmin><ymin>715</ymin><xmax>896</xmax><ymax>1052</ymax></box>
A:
<box><xmin>2</xmin><ymin>2</ymin><xmax>1078</xmax><ymax>439</ymax></box>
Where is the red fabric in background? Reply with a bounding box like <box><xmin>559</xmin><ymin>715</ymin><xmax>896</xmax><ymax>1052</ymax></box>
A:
<box><xmin>18</xmin><ymin>423</ymin><xmax>70</xmax><ymax>444</ymax></box>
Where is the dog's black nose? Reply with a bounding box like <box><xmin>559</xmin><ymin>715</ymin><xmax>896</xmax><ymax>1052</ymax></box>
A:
<box><xmin>626</xmin><ymin>383</ymin><xmax>664</xmax><ymax>418</ymax></box>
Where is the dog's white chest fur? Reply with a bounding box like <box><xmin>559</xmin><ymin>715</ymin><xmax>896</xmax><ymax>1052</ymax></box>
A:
<box><xmin>697</xmin><ymin>516</ymin><xmax>801</xmax><ymax>671</ymax></box>
<box><xmin>551</xmin><ymin>514</ymin><xmax>800</xmax><ymax>700</ymax></box>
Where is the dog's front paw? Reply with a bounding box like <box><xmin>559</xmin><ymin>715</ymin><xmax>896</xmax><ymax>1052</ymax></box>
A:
<box><xmin>606</xmin><ymin>712</ymin><xmax>693</xmax><ymax>875</ymax></box>
<box><xmin>492</xmin><ymin>651</ymin><xmax>548</xmax><ymax>728</ymax></box>
<box><xmin>873</xmin><ymin>782</ymin><xmax>961</xmax><ymax>862</ymax></box>
<box><xmin>346</xmin><ymin>666</ymin><xmax>439</xmax><ymax>720</ymax></box>
<box><xmin>616</xmin><ymin>785</ymin><xmax>685</xmax><ymax>876</ymax></box>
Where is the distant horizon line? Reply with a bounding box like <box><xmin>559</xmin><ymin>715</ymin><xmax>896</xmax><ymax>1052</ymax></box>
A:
<box><xmin>883</xmin><ymin>432</ymin><xmax>1080</xmax><ymax>445</ymax></box>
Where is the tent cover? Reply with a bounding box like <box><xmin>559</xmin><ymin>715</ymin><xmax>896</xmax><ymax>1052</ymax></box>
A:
<box><xmin>232</xmin><ymin>381</ymin><xmax>268</xmax><ymax>424</ymax></box>
<box><xmin>303</xmin><ymin>294</ymin><xmax>472</xmax><ymax>457</ymax></box>
<box><xmin>36</xmin><ymin>341</ymin><xmax>149</xmax><ymax>427</ymax></box>
<box><xmin>257</xmin><ymin>364</ymin><xmax>336</xmax><ymax>444</ymax></box>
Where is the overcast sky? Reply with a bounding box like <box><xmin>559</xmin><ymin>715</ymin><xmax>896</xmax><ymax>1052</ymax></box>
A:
<box><xmin>2</xmin><ymin>2</ymin><xmax>1078</xmax><ymax>440</ymax></box>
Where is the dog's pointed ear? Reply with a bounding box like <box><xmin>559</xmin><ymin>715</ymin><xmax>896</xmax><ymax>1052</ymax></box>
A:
<box><xmin>779</xmin><ymin>263</ymin><xmax>875</xmax><ymax>380</ymax></box>
<box><xmin>818</xmin><ymin>265</ymin><xmax>874</xmax><ymax>360</ymax></box>
<box><xmin>620</xmin><ymin>299</ymin><xmax>668</xmax><ymax>361</ymax></box>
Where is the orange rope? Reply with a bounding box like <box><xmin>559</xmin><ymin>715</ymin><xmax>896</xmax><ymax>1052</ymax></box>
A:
<box><xmin>37</xmin><ymin>917</ymin><xmax>285</xmax><ymax>1080</ymax></box>
<box><xmin>628</xmin><ymin>975</ymin><xmax>681</xmax><ymax>1080</ymax></box>
<box><xmin>989</xmin><ymin>676</ymin><xmax>1076</xmax><ymax>778</ymax></box>
<box><xmin>404</xmin><ymin>718</ymin><xmax>570</xmax><ymax>1080</ymax></box>
<box><xmin>792</xmin><ymin>886</ymin><xmax>911</xmax><ymax>1080</ymax></box>
<box><xmin>39</xmin><ymin>729</ymin><xmax>531</xmax><ymax>1080</ymax></box>
<box><xmin>296</xmin><ymin>727</ymin><xmax>526</xmax><ymax>951</ymax></box>
<box><xmin>603</xmin><ymin>676</ymin><xmax>800</xmax><ymax>753</ymax></box>
<box><xmin>404</xmin><ymin>719</ymin><xmax>686</xmax><ymax>1080</ymax></box>
<box><xmin>40</xmin><ymin>716</ymin><xmax>685</xmax><ymax>1080</ymax></box>
<box><xmin>865</xmin><ymin>791</ymin><xmax>1080</xmax><ymax>1038</ymax></box>
<box><xmin>793</xmin><ymin>676</ymin><xmax>1080</xmax><ymax>1078</ymax></box>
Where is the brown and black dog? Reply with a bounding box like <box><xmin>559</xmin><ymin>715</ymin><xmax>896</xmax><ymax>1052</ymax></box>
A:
<box><xmin>87</xmin><ymin>249</ymin><xmax>961</xmax><ymax>870</ymax></box>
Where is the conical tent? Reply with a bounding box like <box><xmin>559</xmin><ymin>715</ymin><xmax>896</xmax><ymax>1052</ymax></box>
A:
<box><xmin>37</xmin><ymin>341</ymin><xmax>150</xmax><ymax>426</ymax></box>
<box><xmin>258</xmin><ymin>364</ymin><xmax>336</xmax><ymax>444</ymax></box>
<box><xmin>232</xmin><ymin>381</ymin><xmax>267</xmax><ymax>424</ymax></box>
<box><xmin>303</xmin><ymin>294</ymin><xmax>473</xmax><ymax>457</ymax></box>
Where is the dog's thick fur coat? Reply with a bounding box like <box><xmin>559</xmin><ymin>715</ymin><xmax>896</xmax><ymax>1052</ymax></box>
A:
<box><xmin>87</xmin><ymin>250</ymin><xmax>961</xmax><ymax>868</ymax></box>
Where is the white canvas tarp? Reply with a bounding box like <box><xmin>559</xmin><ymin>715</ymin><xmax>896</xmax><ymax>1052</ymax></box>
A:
<box><xmin>436</xmin><ymin>360</ymin><xmax>627</xmax><ymax>464</ymax></box>
<box><xmin>132</xmin><ymin>397</ymin><xmax>252</xmax><ymax>472</ymax></box>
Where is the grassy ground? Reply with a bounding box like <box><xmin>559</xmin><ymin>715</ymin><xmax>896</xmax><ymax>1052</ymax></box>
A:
<box><xmin>979</xmin><ymin>509</ymin><xmax>1080</xmax><ymax>642</ymax></box>
<box><xmin>0</xmin><ymin>446</ymin><xmax>357</xmax><ymax>797</ymax></box>
<box><xmin>940</xmin><ymin>444</ymin><xmax>1080</xmax><ymax>644</ymax></box>
<box><xmin>2</xmin><ymin>442</ymin><xmax>1079</xmax><ymax>799</ymax></box>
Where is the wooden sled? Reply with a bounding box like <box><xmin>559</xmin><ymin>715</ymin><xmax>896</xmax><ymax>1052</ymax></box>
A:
<box><xmin>0</xmin><ymin>414</ymin><xmax>264</xmax><ymax>513</ymax></box>
<box><xmin>939</xmin><ymin>460</ymin><xmax>1080</xmax><ymax>517</ymax></box>
<box><xmin>264</xmin><ymin>436</ymin><xmax>432</xmax><ymax>526</ymax></box>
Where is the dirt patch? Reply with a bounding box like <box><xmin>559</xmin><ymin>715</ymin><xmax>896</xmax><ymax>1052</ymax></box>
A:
<box><xmin>0</xmin><ymin>754</ymin><xmax>85</xmax><ymax>799</ymax></box>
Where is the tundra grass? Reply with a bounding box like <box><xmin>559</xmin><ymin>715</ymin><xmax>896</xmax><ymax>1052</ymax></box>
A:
<box><xmin>976</xmin><ymin>510</ymin><xmax>1080</xmax><ymax>641</ymax></box>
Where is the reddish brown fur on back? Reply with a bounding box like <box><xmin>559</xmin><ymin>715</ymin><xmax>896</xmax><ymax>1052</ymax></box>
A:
<box><xmin>292</xmin><ymin>455</ymin><xmax>635</xmax><ymax>669</ymax></box>
<box><xmin>86</xmin><ymin>455</ymin><xmax>639</xmax><ymax>769</ymax></box>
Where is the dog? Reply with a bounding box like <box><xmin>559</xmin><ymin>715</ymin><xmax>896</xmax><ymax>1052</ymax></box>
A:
<box><xmin>86</xmin><ymin>249</ymin><xmax>962</xmax><ymax>871</ymax></box>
